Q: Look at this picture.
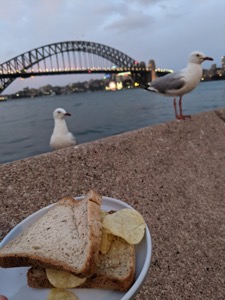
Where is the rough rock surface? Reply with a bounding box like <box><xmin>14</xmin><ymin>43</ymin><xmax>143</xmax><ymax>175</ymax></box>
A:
<box><xmin>1</xmin><ymin>109</ymin><xmax>225</xmax><ymax>299</ymax></box>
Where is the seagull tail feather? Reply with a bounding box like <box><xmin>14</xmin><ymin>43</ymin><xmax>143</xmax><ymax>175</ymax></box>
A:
<box><xmin>138</xmin><ymin>81</ymin><xmax>157</xmax><ymax>93</ymax></box>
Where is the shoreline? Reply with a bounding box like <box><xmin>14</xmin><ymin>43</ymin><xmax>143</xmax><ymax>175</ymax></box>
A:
<box><xmin>2</xmin><ymin>77</ymin><xmax>225</xmax><ymax>100</ymax></box>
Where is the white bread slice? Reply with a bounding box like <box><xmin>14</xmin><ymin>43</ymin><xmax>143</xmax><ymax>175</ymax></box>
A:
<box><xmin>0</xmin><ymin>190</ymin><xmax>102</xmax><ymax>278</ymax></box>
<box><xmin>27</xmin><ymin>236</ymin><xmax>135</xmax><ymax>291</ymax></box>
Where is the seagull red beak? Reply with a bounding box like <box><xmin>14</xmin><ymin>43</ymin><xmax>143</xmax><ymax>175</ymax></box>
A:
<box><xmin>204</xmin><ymin>56</ymin><xmax>213</xmax><ymax>61</ymax></box>
<box><xmin>64</xmin><ymin>112</ymin><xmax>71</xmax><ymax>116</ymax></box>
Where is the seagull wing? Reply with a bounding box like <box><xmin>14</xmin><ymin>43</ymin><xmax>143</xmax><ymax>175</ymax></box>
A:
<box><xmin>147</xmin><ymin>72</ymin><xmax>186</xmax><ymax>94</ymax></box>
<box><xmin>67</xmin><ymin>132</ymin><xmax>77</xmax><ymax>145</ymax></box>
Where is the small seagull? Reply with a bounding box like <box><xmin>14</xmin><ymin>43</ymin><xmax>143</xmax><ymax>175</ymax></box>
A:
<box><xmin>141</xmin><ymin>51</ymin><xmax>213</xmax><ymax>120</ymax></box>
<box><xmin>50</xmin><ymin>108</ymin><xmax>77</xmax><ymax>150</ymax></box>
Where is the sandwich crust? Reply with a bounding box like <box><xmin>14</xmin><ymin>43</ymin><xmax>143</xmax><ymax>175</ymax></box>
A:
<box><xmin>0</xmin><ymin>190</ymin><xmax>102</xmax><ymax>278</ymax></box>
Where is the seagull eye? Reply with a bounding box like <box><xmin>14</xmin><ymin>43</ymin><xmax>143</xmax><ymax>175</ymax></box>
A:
<box><xmin>196</xmin><ymin>54</ymin><xmax>200</xmax><ymax>57</ymax></box>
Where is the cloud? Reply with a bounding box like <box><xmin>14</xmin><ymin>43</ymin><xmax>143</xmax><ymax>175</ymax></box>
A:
<box><xmin>105</xmin><ymin>12</ymin><xmax>154</xmax><ymax>33</ymax></box>
<box><xmin>123</xmin><ymin>0</ymin><xmax>165</xmax><ymax>6</ymax></box>
<box><xmin>99</xmin><ymin>1</ymin><xmax>156</xmax><ymax>33</ymax></box>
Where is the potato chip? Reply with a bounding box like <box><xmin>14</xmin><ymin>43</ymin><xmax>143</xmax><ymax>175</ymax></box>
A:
<box><xmin>102</xmin><ymin>208</ymin><xmax>146</xmax><ymax>244</ymax></box>
<box><xmin>100</xmin><ymin>210</ymin><xmax>108</xmax><ymax>221</ymax></box>
<box><xmin>47</xmin><ymin>288</ymin><xmax>79</xmax><ymax>300</ymax></box>
<box><xmin>100</xmin><ymin>228</ymin><xmax>114</xmax><ymax>254</ymax></box>
<box><xmin>46</xmin><ymin>269</ymin><xmax>86</xmax><ymax>288</ymax></box>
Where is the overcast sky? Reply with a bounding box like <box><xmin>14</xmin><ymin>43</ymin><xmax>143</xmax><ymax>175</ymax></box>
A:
<box><xmin>1</xmin><ymin>0</ymin><xmax>224</xmax><ymax>93</ymax></box>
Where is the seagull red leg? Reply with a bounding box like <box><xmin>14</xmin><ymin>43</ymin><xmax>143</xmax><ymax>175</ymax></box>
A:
<box><xmin>178</xmin><ymin>96</ymin><xmax>191</xmax><ymax>120</ymax></box>
<box><xmin>173</xmin><ymin>98</ymin><xmax>180</xmax><ymax>119</ymax></box>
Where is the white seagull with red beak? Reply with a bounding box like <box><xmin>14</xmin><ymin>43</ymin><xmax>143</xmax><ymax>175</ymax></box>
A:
<box><xmin>142</xmin><ymin>51</ymin><xmax>213</xmax><ymax>119</ymax></box>
<box><xmin>50</xmin><ymin>108</ymin><xmax>77</xmax><ymax>150</ymax></box>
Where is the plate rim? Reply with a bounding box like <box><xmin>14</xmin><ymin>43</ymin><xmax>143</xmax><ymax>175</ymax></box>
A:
<box><xmin>0</xmin><ymin>195</ymin><xmax>152</xmax><ymax>300</ymax></box>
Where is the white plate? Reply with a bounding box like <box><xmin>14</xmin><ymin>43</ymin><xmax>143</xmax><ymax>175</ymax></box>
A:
<box><xmin>0</xmin><ymin>196</ymin><xmax>152</xmax><ymax>300</ymax></box>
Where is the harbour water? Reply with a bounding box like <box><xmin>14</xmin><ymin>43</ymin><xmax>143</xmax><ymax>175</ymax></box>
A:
<box><xmin>0</xmin><ymin>80</ymin><xmax>225</xmax><ymax>164</ymax></box>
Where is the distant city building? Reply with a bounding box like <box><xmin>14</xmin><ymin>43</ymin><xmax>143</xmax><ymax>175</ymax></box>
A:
<box><xmin>221</xmin><ymin>56</ymin><xmax>225</xmax><ymax>69</ymax></box>
<box><xmin>210</xmin><ymin>64</ymin><xmax>217</xmax><ymax>71</ymax></box>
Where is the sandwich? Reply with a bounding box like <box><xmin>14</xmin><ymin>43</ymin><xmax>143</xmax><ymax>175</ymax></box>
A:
<box><xmin>0</xmin><ymin>190</ymin><xmax>102</xmax><ymax>278</ymax></box>
<box><xmin>0</xmin><ymin>190</ymin><xmax>139</xmax><ymax>292</ymax></box>
<box><xmin>27</xmin><ymin>235</ymin><xmax>135</xmax><ymax>291</ymax></box>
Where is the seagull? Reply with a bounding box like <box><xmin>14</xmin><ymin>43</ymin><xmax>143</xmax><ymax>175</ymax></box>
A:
<box><xmin>141</xmin><ymin>51</ymin><xmax>213</xmax><ymax>120</ymax></box>
<box><xmin>50</xmin><ymin>108</ymin><xmax>77</xmax><ymax>150</ymax></box>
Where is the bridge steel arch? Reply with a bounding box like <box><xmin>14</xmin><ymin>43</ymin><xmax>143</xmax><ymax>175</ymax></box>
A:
<box><xmin>0</xmin><ymin>41</ymin><xmax>137</xmax><ymax>93</ymax></box>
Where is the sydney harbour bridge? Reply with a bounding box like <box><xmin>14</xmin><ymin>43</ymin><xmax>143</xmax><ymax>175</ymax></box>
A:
<box><xmin>0</xmin><ymin>41</ymin><xmax>171</xmax><ymax>94</ymax></box>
